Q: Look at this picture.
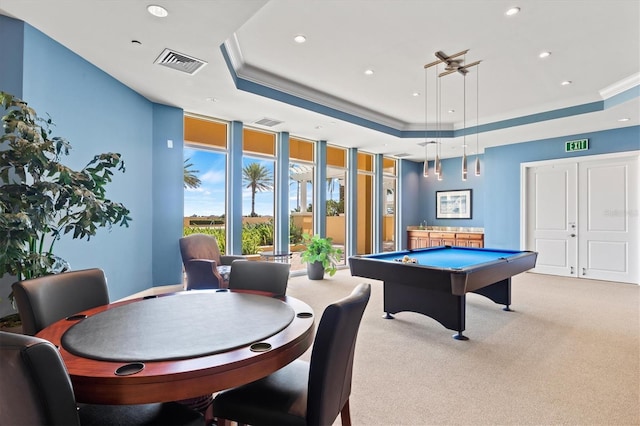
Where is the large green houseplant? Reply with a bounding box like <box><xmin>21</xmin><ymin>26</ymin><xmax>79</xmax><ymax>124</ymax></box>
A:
<box><xmin>300</xmin><ymin>233</ymin><xmax>343</xmax><ymax>279</ymax></box>
<box><xmin>0</xmin><ymin>92</ymin><xmax>131</xmax><ymax>307</ymax></box>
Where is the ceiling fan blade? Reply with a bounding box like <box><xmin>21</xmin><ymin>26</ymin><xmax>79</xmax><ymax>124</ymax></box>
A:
<box><xmin>424</xmin><ymin>57</ymin><xmax>445</xmax><ymax>68</ymax></box>
<box><xmin>460</xmin><ymin>60</ymin><xmax>482</xmax><ymax>70</ymax></box>
<box><xmin>435</xmin><ymin>51</ymin><xmax>450</xmax><ymax>61</ymax></box>
<box><xmin>426</xmin><ymin>49</ymin><xmax>470</xmax><ymax>69</ymax></box>
<box><xmin>442</xmin><ymin>49</ymin><xmax>469</xmax><ymax>61</ymax></box>
<box><xmin>438</xmin><ymin>69</ymin><xmax>457</xmax><ymax>77</ymax></box>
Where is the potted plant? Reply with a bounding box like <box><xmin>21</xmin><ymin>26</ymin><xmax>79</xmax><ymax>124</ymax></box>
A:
<box><xmin>300</xmin><ymin>233</ymin><xmax>343</xmax><ymax>280</ymax></box>
<box><xmin>0</xmin><ymin>92</ymin><xmax>131</xmax><ymax>324</ymax></box>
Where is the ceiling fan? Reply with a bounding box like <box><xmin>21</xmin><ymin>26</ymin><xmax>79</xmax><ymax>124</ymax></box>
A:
<box><xmin>424</xmin><ymin>49</ymin><xmax>481</xmax><ymax>77</ymax></box>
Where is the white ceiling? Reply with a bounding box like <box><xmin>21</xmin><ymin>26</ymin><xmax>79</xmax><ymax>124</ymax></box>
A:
<box><xmin>1</xmin><ymin>0</ymin><xmax>638</xmax><ymax>161</ymax></box>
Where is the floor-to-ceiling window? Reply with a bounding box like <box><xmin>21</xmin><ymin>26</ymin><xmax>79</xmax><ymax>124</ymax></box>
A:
<box><xmin>242</xmin><ymin>128</ymin><xmax>275</xmax><ymax>255</ymax></box>
<box><xmin>289</xmin><ymin>137</ymin><xmax>314</xmax><ymax>240</ymax></box>
<box><xmin>183</xmin><ymin>116</ymin><xmax>396</xmax><ymax>260</ymax></box>
<box><xmin>289</xmin><ymin>137</ymin><xmax>314</xmax><ymax>271</ymax></box>
<box><xmin>327</xmin><ymin>145</ymin><xmax>347</xmax><ymax>264</ymax></box>
<box><xmin>383</xmin><ymin>156</ymin><xmax>397</xmax><ymax>252</ymax></box>
<box><xmin>182</xmin><ymin>115</ymin><xmax>228</xmax><ymax>251</ymax></box>
<box><xmin>357</xmin><ymin>152</ymin><xmax>374</xmax><ymax>254</ymax></box>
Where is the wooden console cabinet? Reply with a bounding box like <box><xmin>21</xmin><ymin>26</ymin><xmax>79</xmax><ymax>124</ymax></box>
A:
<box><xmin>428</xmin><ymin>232</ymin><xmax>456</xmax><ymax>247</ymax></box>
<box><xmin>454</xmin><ymin>232</ymin><xmax>484</xmax><ymax>248</ymax></box>
<box><xmin>407</xmin><ymin>230</ymin><xmax>484</xmax><ymax>249</ymax></box>
<box><xmin>407</xmin><ymin>230</ymin><xmax>430</xmax><ymax>249</ymax></box>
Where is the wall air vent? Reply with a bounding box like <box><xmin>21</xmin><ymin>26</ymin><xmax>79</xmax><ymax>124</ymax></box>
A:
<box><xmin>154</xmin><ymin>48</ymin><xmax>207</xmax><ymax>75</ymax></box>
<box><xmin>253</xmin><ymin>118</ymin><xmax>284</xmax><ymax>127</ymax></box>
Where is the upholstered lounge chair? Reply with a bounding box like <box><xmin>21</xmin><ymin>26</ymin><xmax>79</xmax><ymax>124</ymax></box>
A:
<box><xmin>179</xmin><ymin>233</ymin><xmax>244</xmax><ymax>289</ymax></box>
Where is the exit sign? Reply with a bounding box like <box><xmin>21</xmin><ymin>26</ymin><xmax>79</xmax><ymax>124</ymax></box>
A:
<box><xmin>565</xmin><ymin>139</ymin><xmax>589</xmax><ymax>152</ymax></box>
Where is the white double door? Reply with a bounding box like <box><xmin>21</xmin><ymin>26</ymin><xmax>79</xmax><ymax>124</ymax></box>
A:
<box><xmin>523</xmin><ymin>152</ymin><xmax>639</xmax><ymax>284</ymax></box>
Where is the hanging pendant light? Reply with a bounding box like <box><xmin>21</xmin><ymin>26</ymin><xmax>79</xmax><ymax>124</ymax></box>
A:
<box><xmin>423</xmin><ymin>143</ymin><xmax>429</xmax><ymax>177</ymax></box>
<box><xmin>462</xmin><ymin>152</ymin><xmax>468</xmax><ymax>180</ymax></box>
<box><xmin>425</xmin><ymin>49</ymin><xmax>483</xmax><ymax>181</ymax></box>
<box><xmin>434</xmin><ymin>63</ymin><xmax>442</xmax><ymax>177</ymax></box>
<box><xmin>423</xmin><ymin>67</ymin><xmax>429</xmax><ymax>177</ymax></box>
<box><xmin>462</xmin><ymin>72</ymin><xmax>468</xmax><ymax>181</ymax></box>
<box><xmin>475</xmin><ymin>63</ymin><xmax>481</xmax><ymax>176</ymax></box>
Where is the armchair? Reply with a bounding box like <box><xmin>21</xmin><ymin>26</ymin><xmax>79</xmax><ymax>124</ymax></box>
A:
<box><xmin>179</xmin><ymin>234</ymin><xmax>244</xmax><ymax>289</ymax></box>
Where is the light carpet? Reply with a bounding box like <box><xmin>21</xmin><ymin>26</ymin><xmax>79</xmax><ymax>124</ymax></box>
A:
<box><xmin>286</xmin><ymin>269</ymin><xmax>639</xmax><ymax>426</ymax></box>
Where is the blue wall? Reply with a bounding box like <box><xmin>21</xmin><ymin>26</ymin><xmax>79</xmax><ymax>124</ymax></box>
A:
<box><xmin>419</xmin><ymin>155</ymin><xmax>485</xmax><ymax>228</ymax></box>
<box><xmin>152</xmin><ymin>104</ymin><xmax>185</xmax><ymax>286</ymax></box>
<box><xmin>1</xmin><ymin>16</ymin><xmax>184</xmax><ymax>300</ymax></box>
<box><xmin>483</xmin><ymin>126</ymin><xmax>639</xmax><ymax>248</ymax></box>
<box><xmin>0</xmin><ymin>16</ymin><xmax>24</xmax><ymax>95</ymax></box>
<box><xmin>410</xmin><ymin>126</ymin><xmax>639</xmax><ymax>250</ymax></box>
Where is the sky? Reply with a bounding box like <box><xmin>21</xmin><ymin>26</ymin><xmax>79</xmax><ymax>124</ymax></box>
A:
<box><xmin>183</xmin><ymin>147</ymin><xmax>339</xmax><ymax>217</ymax></box>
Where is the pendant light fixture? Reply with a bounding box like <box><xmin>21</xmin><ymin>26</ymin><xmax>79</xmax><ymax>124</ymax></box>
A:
<box><xmin>424</xmin><ymin>49</ymin><xmax>482</xmax><ymax>182</ymax></box>
<box><xmin>434</xmin><ymin>63</ymin><xmax>442</xmax><ymax>178</ymax></box>
<box><xmin>475</xmin><ymin>63</ymin><xmax>481</xmax><ymax>176</ymax></box>
<box><xmin>423</xmin><ymin>143</ymin><xmax>429</xmax><ymax>177</ymax></box>
<box><xmin>423</xmin><ymin>66</ymin><xmax>429</xmax><ymax>177</ymax></box>
<box><xmin>461</xmin><ymin>71</ymin><xmax>468</xmax><ymax>181</ymax></box>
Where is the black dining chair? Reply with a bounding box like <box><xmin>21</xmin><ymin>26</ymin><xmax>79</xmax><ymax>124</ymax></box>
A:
<box><xmin>212</xmin><ymin>282</ymin><xmax>372</xmax><ymax>426</ymax></box>
<box><xmin>0</xmin><ymin>331</ymin><xmax>204</xmax><ymax>426</ymax></box>
<box><xmin>227</xmin><ymin>260</ymin><xmax>291</xmax><ymax>296</ymax></box>
<box><xmin>12</xmin><ymin>268</ymin><xmax>110</xmax><ymax>335</ymax></box>
<box><xmin>179</xmin><ymin>233</ymin><xmax>244</xmax><ymax>289</ymax></box>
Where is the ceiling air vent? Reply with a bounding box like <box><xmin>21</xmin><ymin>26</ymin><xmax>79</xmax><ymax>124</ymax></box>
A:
<box><xmin>394</xmin><ymin>153</ymin><xmax>412</xmax><ymax>158</ymax></box>
<box><xmin>253</xmin><ymin>118</ymin><xmax>284</xmax><ymax>127</ymax></box>
<box><xmin>154</xmin><ymin>48</ymin><xmax>207</xmax><ymax>75</ymax></box>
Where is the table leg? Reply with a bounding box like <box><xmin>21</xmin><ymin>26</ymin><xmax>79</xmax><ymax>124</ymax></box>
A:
<box><xmin>471</xmin><ymin>278</ymin><xmax>511</xmax><ymax>309</ymax></box>
<box><xmin>383</xmin><ymin>281</ymin><xmax>467</xmax><ymax>339</ymax></box>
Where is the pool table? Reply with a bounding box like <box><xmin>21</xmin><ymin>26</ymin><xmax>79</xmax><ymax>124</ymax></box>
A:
<box><xmin>348</xmin><ymin>246</ymin><xmax>537</xmax><ymax>340</ymax></box>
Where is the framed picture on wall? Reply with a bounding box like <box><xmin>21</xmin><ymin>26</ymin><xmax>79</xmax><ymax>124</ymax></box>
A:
<box><xmin>436</xmin><ymin>189</ymin><xmax>472</xmax><ymax>219</ymax></box>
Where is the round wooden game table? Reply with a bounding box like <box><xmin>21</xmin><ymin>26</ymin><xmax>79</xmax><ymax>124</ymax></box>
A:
<box><xmin>36</xmin><ymin>290</ymin><xmax>315</xmax><ymax>404</ymax></box>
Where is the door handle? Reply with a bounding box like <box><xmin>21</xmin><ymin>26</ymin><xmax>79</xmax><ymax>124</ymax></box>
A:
<box><xmin>569</xmin><ymin>234</ymin><xmax>576</xmax><ymax>237</ymax></box>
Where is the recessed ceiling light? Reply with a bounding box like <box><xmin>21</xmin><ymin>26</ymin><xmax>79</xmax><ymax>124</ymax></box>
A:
<box><xmin>539</xmin><ymin>51</ymin><xmax>551</xmax><ymax>58</ymax></box>
<box><xmin>506</xmin><ymin>7</ymin><xmax>520</xmax><ymax>16</ymax></box>
<box><xmin>147</xmin><ymin>4</ymin><xmax>168</xmax><ymax>17</ymax></box>
<box><xmin>618</xmin><ymin>118</ymin><xmax>630</xmax><ymax>122</ymax></box>
<box><xmin>294</xmin><ymin>35</ymin><xmax>307</xmax><ymax>43</ymax></box>
<box><xmin>561</xmin><ymin>80</ymin><xmax>572</xmax><ymax>86</ymax></box>
<box><xmin>364</xmin><ymin>69</ymin><xmax>374</xmax><ymax>75</ymax></box>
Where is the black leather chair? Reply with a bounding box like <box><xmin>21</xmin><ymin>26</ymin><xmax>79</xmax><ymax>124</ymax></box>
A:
<box><xmin>12</xmin><ymin>268</ymin><xmax>110</xmax><ymax>335</ymax></box>
<box><xmin>179</xmin><ymin>234</ymin><xmax>244</xmax><ymax>289</ymax></box>
<box><xmin>0</xmin><ymin>331</ymin><xmax>204</xmax><ymax>426</ymax></box>
<box><xmin>227</xmin><ymin>260</ymin><xmax>291</xmax><ymax>296</ymax></box>
<box><xmin>212</xmin><ymin>282</ymin><xmax>371</xmax><ymax>426</ymax></box>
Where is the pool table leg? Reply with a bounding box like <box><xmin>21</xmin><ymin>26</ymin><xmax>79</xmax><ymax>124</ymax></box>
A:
<box><xmin>453</xmin><ymin>331</ymin><xmax>469</xmax><ymax>341</ymax></box>
<box><xmin>472</xmin><ymin>278</ymin><xmax>512</xmax><ymax>311</ymax></box>
<box><xmin>383</xmin><ymin>282</ymin><xmax>467</xmax><ymax>339</ymax></box>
